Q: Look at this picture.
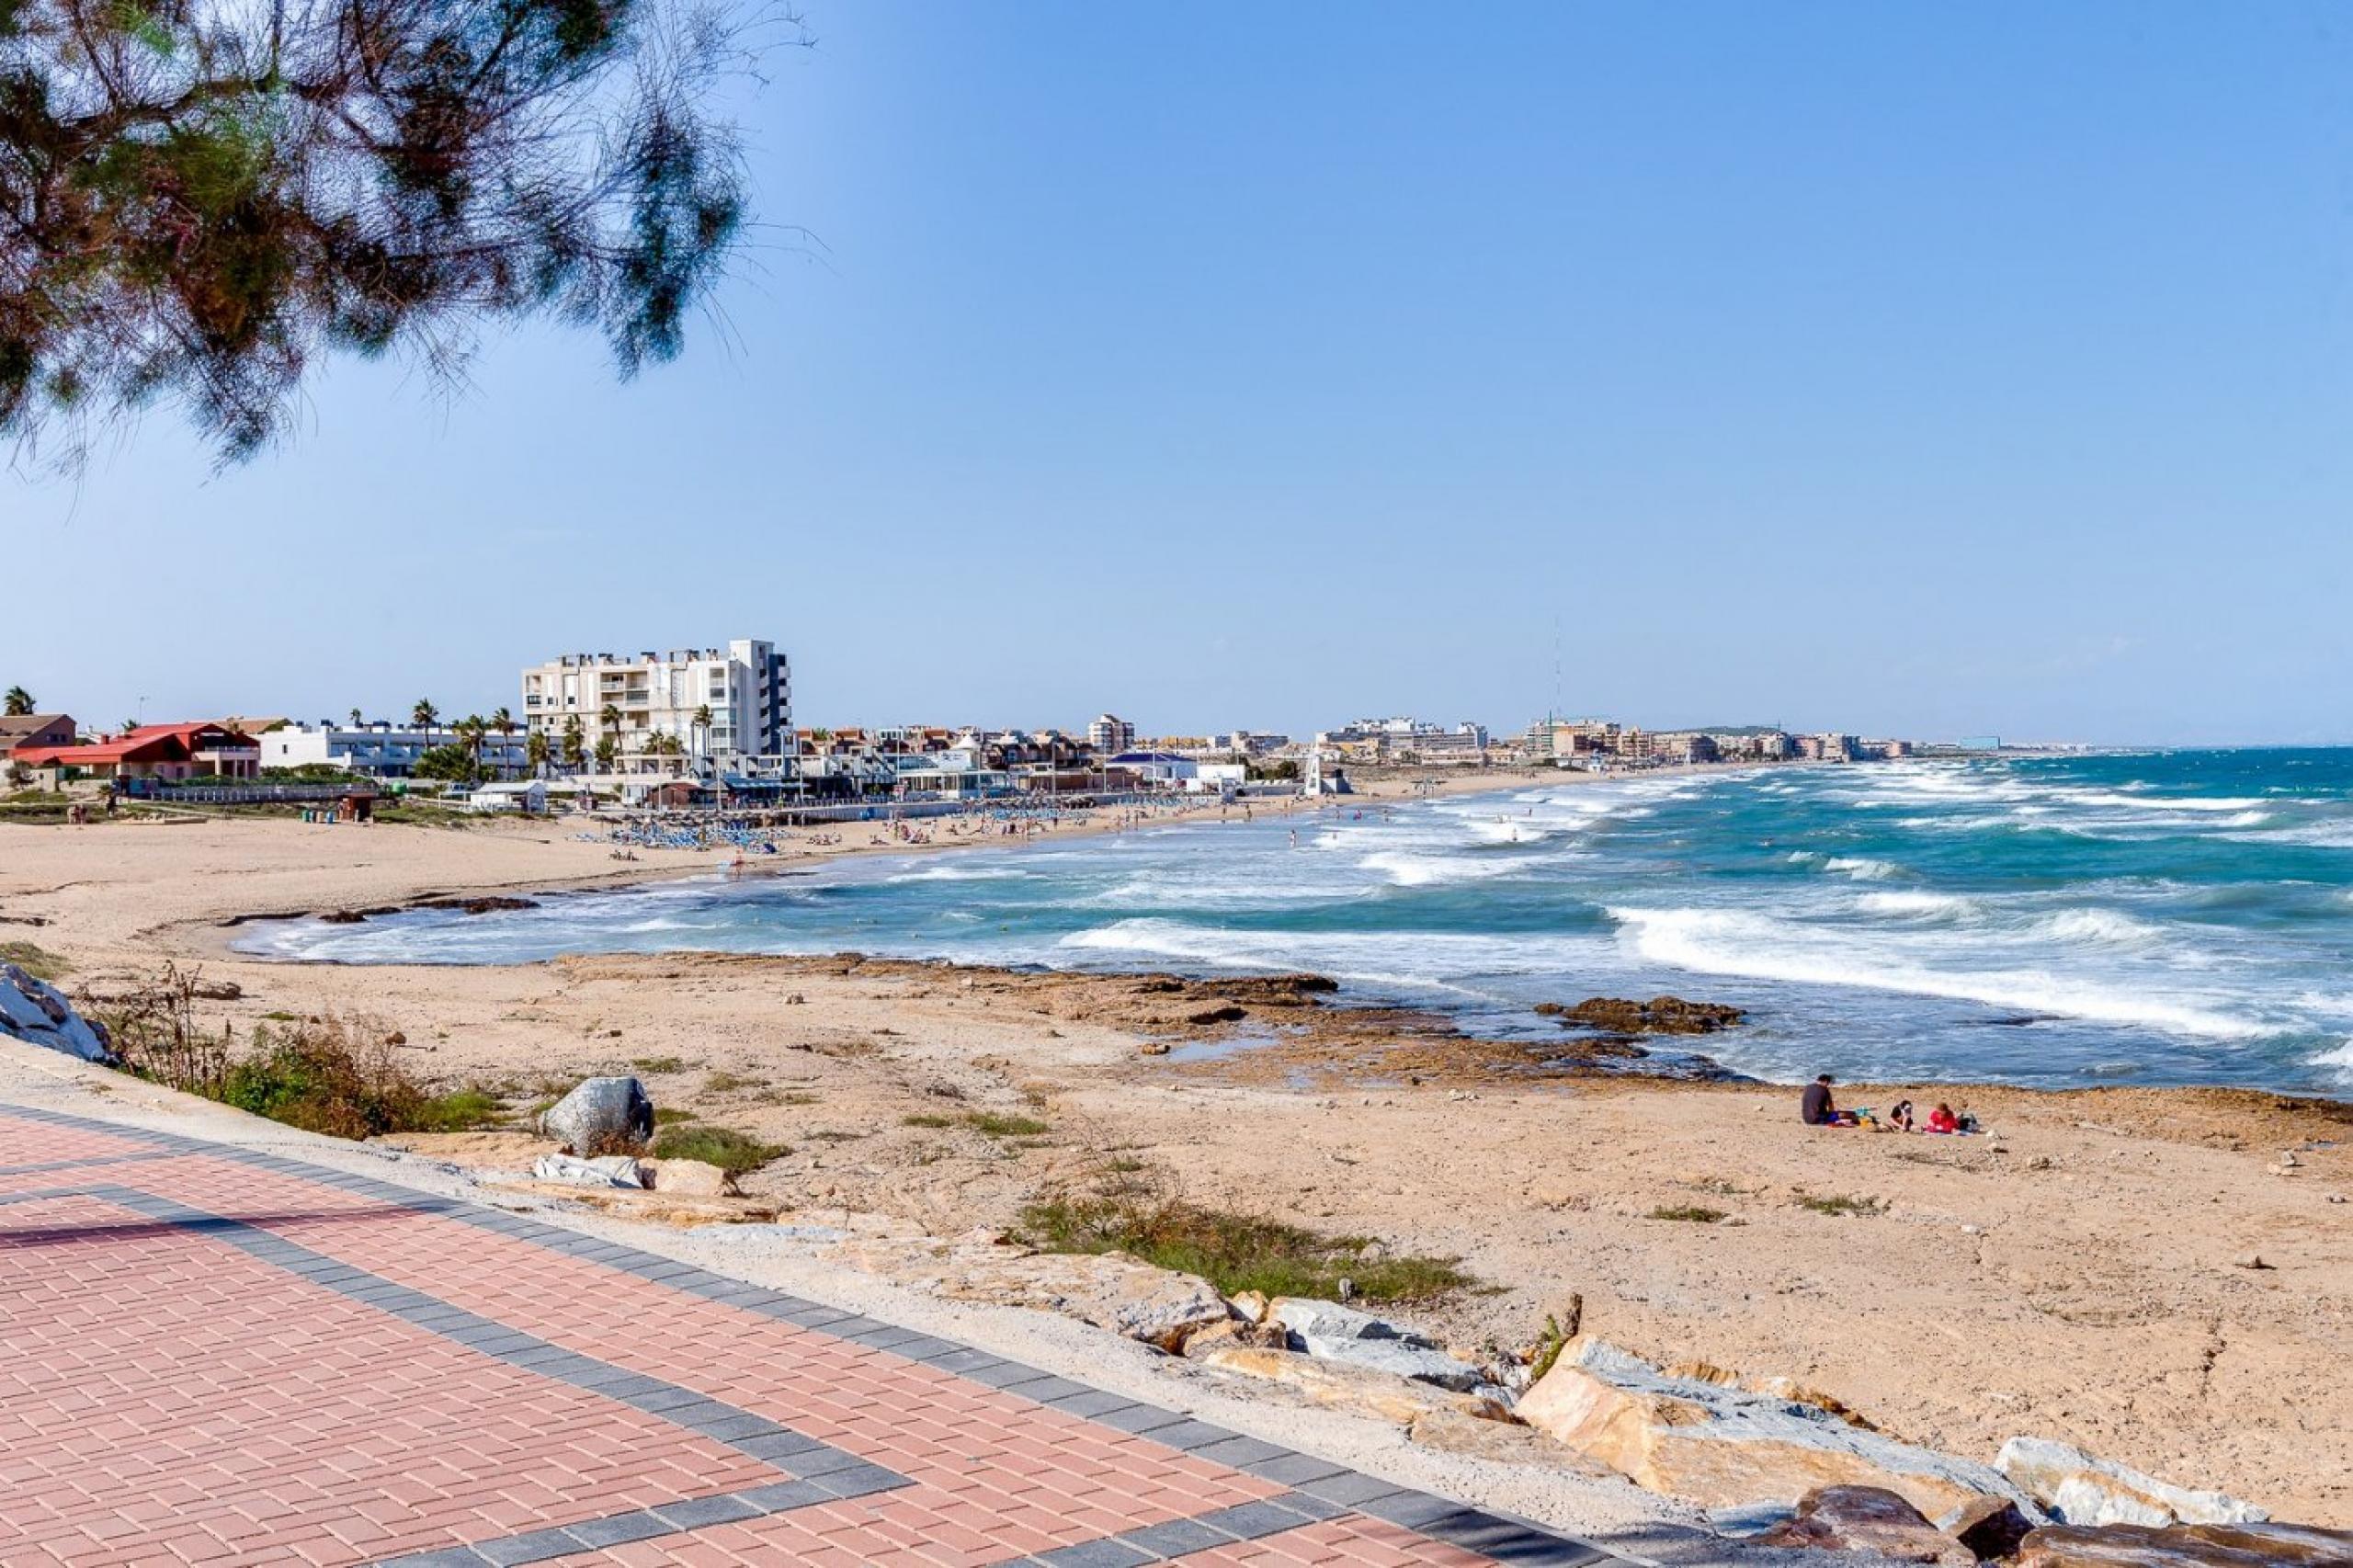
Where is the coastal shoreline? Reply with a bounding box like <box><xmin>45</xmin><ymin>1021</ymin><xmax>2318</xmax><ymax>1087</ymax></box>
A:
<box><xmin>4</xmin><ymin>794</ymin><xmax>2347</xmax><ymax>1526</ymax></box>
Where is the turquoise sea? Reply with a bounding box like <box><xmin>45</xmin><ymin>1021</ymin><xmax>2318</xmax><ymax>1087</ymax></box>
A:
<box><xmin>240</xmin><ymin>750</ymin><xmax>2353</xmax><ymax>1096</ymax></box>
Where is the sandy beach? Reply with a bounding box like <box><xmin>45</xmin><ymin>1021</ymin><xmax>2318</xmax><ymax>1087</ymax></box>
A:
<box><xmin>3</xmin><ymin>787</ymin><xmax>2347</xmax><ymax>1532</ymax></box>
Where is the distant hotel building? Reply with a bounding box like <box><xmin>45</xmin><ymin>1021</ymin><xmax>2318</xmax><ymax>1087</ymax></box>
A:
<box><xmin>521</xmin><ymin>640</ymin><xmax>792</xmax><ymax>784</ymax></box>
<box><xmin>264</xmin><ymin>722</ymin><xmax>529</xmax><ymax>779</ymax></box>
<box><xmin>1088</xmin><ymin>713</ymin><xmax>1136</xmax><ymax>753</ymax></box>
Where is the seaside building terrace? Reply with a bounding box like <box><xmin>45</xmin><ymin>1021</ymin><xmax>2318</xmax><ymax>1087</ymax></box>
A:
<box><xmin>264</xmin><ymin>722</ymin><xmax>530</xmax><ymax>780</ymax></box>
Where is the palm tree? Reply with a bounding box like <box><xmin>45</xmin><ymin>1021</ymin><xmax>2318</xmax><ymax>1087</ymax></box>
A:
<box><xmin>4</xmin><ymin>686</ymin><xmax>33</xmax><ymax>716</ymax></box>
<box><xmin>457</xmin><ymin>714</ymin><xmax>487</xmax><ymax>778</ymax></box>
<box><xmin>412</xmin><ymin>699</ymin><xmax>438</xmax><ymax>734</ymax></box>
<box><xmin>562</xmin><ymin>715</ymin><xmax>585</xmax><ymax>772</ymax></box>
<box><xmin>490</xmin><ymin>707</ymin><xmax>517</xmax><ymax>778</ymax></box>
<box><xmin>347</xmin><ymin>707</ymin><xmax>363</xmax><ymax>728</ymax></box>
<box><xmin>594</xmin><ymin>733</ymin><xmax>618</xmax><ymax>771</ymax></box>
<box><xmin>692</xmin><ymin>703</ymin><xmax>712</xmax><ymax>763</ymax></box>
<box><xmin>526</xmin><ymin>731</ymin><xmax>551</xmax><ymax>779</ymax></box>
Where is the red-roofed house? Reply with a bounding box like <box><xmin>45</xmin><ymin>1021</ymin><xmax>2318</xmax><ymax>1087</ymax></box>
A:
<box><xmin>17</xmin><ymin>722</ymin><xmax>260</xmax><ymax>789</ymax></box>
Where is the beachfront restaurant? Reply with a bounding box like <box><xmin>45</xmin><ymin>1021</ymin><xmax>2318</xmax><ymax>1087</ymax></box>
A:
<box><xmin>14</xmin><ymin>722</ymin><xmax>261</xmax><ymax>791</ymax></box>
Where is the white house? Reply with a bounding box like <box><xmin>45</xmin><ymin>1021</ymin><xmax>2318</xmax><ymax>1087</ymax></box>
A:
<box><xmin>467</xmin><ymin>779</ymin><xmax>549</xmax><ymax>814</ymax></box>
<box><xmin>1108</xmin><ymin>750</ymin><xmax>1199</xmax><ymax>788</ymax></box>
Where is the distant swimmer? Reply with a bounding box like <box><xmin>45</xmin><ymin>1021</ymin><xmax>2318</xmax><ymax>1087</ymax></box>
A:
<box><xmin>1289</xmin><ymin>828</ymin><xmax>1299</xmax><ymax>848</ymax></box>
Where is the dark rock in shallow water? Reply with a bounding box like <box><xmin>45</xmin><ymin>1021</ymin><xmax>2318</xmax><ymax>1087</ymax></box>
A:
<box><xmin>410</xmin><ymin>895</ymin><xmax>540</xmax><ymax>915</ymax></box>
<box><xmin>1557</xmin><ymin>996</ymin><xmax>1746</xmax><ymax>1035</ymax></box>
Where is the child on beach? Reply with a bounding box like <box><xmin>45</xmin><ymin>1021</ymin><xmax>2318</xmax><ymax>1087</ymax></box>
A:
<box><xmin>1926</xmin><ymin>1102</ymin><xmax>1961</xmax><ymax>1134</ymax></box>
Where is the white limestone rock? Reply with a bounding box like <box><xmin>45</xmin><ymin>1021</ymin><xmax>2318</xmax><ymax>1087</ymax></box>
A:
<box><xmin>0</xmin><ymin>964</ymin><xmax>112</xmax><ymax>1063</ymax></box>
<box><xmin>1996</xmin><ymin>1437</ymin><xmax>2269</xmax><ymax>1528</ymax></box>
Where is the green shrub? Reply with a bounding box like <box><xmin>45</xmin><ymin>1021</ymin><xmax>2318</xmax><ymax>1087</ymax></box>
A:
<box><xmin>651</xmin><ymin>1124</ymin><xmax>789</xmax><ymax>1176</ymax></box>
<box><xmin>964</xmin><ymin>1111</ymin><xmax>1049</xmax><ymax>1138</ymax></box>
<box><xmin>1794</xmin><ymin>1192</ymin><xmax>1884</xmax><ymax>1217</ymax></box>
<box><xmin>1647</xmin><ymin>1204</ymin><xmax>1727</xmax><ymax>1223</ymax></box>
<box><xmin>1017</xmin><ymin>1198</ymin><xmax>1472</xmax><ymax>1303</ymax></box>
<box><xmin>410</xmin><ymin>1087</ymin><xmax>507</xmax><ymax>1131</ymax></box>
<box><xmin>901</xmin><ymin>1112</ymin><xmax>955</xmax><ymax>1129</ymax></box>
<box><xmin>0</xmin><ymin>940</ymin><xmax>67</xmax><ymax>981</ymax></box>
<box><xmin>218</xmin><ymin>1017</ymin><xmax>429</xmax><ymax>1139</ymax></box>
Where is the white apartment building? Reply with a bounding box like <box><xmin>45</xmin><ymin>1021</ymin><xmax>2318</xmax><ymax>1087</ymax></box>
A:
<box><xmin>520</xmin><ymin>640</ymin><xmax>792</xmax><ymax>783</ymax></box>
<box><xmin>264</xmin><ymin>722</ymin><xmax>529</xmax><ymax>778</ymax></box>
<box><xmin>1088</xmin><ymin>713</ymin><xmax>1136</xmax><ymax>753</ymax></box>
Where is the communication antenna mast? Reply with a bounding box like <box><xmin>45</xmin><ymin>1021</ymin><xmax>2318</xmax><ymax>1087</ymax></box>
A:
<box><xmin>1552</xmin><ymin>616</ymin><xmax>1563</xmax><ymax>722</ymax></box>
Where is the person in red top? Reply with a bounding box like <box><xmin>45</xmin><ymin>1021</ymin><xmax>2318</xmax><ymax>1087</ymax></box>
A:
<box><xmin>1926</xmin><ymin>1102</ymin><xmax>1961</xmax><ymax>1134</ymax></box>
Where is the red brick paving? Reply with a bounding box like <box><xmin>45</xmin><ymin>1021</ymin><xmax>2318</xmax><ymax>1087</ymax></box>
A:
<box><xmin>0</xmin><ymin>1108</ymin><xmax>1543</xmax><ymax>1566</ymax></box>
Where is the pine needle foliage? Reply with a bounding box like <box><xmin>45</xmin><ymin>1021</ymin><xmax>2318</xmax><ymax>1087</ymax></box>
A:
<box><xmin>0</xmin><ymin>0</ymin><xmax>786</xmax><ymax>466</ymax></box>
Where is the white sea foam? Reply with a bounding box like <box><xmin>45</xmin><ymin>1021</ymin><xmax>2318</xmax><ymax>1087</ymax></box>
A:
<box><xmin>2057</xmin><ymin>790</ymin><xmax>2273</xmax><ymax>813</ymax></box>
<box><xmin>1055</xmin><ymin>918</ymin><xmax>1587</xmax><ymax>990</ymax></box>
<box><xmin>1823</xmin><ymin>856</ymin><xmax>1901</xmax><ymax>881</ymax></box>
<box><xmin>2309</xmin><ymin>1040</ymin><xmax>2353</xmax><ymax>1083</ymax></box>
<box><xmin>886</xmin><ymin>864</ymin><xmax>1033</xmax><ymax>882</ymax></box>
<box><xmin>1605</xmin><ymin>905</ymin><xmax>2261</xmax><ymax>1040</ymax></box>
<box><xmin>1358</xmin><ymin>850</ymin><xmax>1541</xmax><ymax>887</ymax></box>
<box><xmin>1857</xmin><ymin>891</ymin><xmax>1974</xmax><ymax>919</ymax></box>
<box><xmin>2033</xmin><ymin>908</ymin><xmax>2165</xmax><ymax>949</ymax></box>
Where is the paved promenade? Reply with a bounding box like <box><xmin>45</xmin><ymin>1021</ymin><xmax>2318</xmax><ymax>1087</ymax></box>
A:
<box><xmin>0</xmin><ymin>1104</ymin><xmax>1616</xmax><ymax>1567</ymax></box>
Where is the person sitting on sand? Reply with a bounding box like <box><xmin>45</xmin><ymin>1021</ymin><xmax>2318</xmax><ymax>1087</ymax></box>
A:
<box><xmin>1801</xmin><ymin>1074</ymin><xmax>1857</xmax><ymax>1127</ymax></box>
<box><xmin>1888</xmin><ymin>1098</ymin><xmax>1915</xmax><ymax>1132</ymax></box>
<box><xmin>1926</xmin><ymin>1102</ymin><xmax>1961</xmax><ymax>1134</ymax></box>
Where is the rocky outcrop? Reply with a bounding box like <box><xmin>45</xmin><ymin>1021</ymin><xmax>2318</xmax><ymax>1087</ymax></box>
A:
<box><xmin>1268</xmin><ymin>1297</ymin><xmax>1495</xmax><ymax>1393</ymax></box>
<box><xmin>1195</xmin><ymin>1344</ymin><xmax>1510</xmax><ymax>1427</ymax></box>
<box><xmin>836</xmin><ymin>1236</ymin><xmax>1230</xmax><ymax>1353</ymax></box>
<box><xmin>643</xmin><ymin>1157</ymin><xmax>733</xmax><ymax>1197</ymax></box>
<box><xmin>1516</xmin><ymin>1339</ymin><xmax>2037</xmax><ymax>1522</ymax></box>
<box><xmin>1758</xmin><ymin>1486</ymin><xmax>1974</xmax><ymax>1566</ymax></box>
<box><xmin>1997</xmin><ymin>1438</ymin><xmax>2269</xmax><ymax>1528</ymax></box>
<box><xmin>1551</xmin><ymin>996</ymin><xmax>1746</xmax><ymax>1035</ymax></box>
<box><xmin>1405</xmin><ymin>1408</ymin><xmax>1619</xmax><ymax>1474</ymax></box>
<box><xmin>0</xmin><ymin>964</ymin><xmax>112</xmax><ymax>1062</ymax></box>
<box><xmin>540</xmin><ymin>1076</ymin><xmax>654</xmax><ymax>1153</ymax></box>
<box><xmin>409</xmin><ymin>895</ymin><xmax>540</xmax><ymax>915</ymax></box>
<box><xmin>2016</xmin><ymin>1522</ymin><xmax>2353</xmax><ymax>1566</ymax></box>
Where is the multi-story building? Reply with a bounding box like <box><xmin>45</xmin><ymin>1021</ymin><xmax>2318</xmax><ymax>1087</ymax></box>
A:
<box><xmin>1088</xmin><ymin>714</ymin><xmax>1136</xmax><ymax>753</ymax></box>
<box><xmin>521</xmin><ymin>641</ymin><xmax>791</xmax><ymax>783</ymax></box>
<box><xmin>263</xmin><ymin>722</ymin><xmax>530</xmax><ymax>779</ymax></box>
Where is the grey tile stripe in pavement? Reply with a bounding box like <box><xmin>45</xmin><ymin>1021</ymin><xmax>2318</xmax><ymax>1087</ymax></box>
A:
<box><xmin>0</xmin><ymin>1147</ymin><xmax>187</xmax><ymax>1177</ymax></box>
<box><xmin>0</xmin><ymin>1106</ymin><xmax>1617</xmax><ymax>1566</ymax></box>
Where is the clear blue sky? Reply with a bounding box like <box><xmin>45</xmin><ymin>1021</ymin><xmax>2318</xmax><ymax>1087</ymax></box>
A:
<box><xmin>8</xmin><ymin>2</ymin><xmax>2352</xmax><ymax>744</ymax></box>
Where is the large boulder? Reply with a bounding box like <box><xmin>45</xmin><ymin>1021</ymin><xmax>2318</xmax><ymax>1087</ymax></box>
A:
<box><xmin>0</xmin><ymin>964</ymin><xmax>112</xmax><ymax>1063</ymax></box>
<box><xmin>539</xmin><ymin>1075</ymin><xmax>654</xmax><ymax>1153</ymax></box>
<box><xmin>1758</xmin><ymin>1486</ymin><xmax>1975</xmax><ymax>1566</ymax></box>
<box><xmin>1517</xmin><ymin>1338</ymin><xmax>2039</xmax><ymax>1523</ymax></box>
<box><xmin>2017</xmin><ymin>1522</ymin><xmax>2353</xmax><ymax>1567</ymax></box>
<box><xmin>1997</xmin><ymin>1438</ymin><xmax>2269</xmax><ymax>1528</ymax></box>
